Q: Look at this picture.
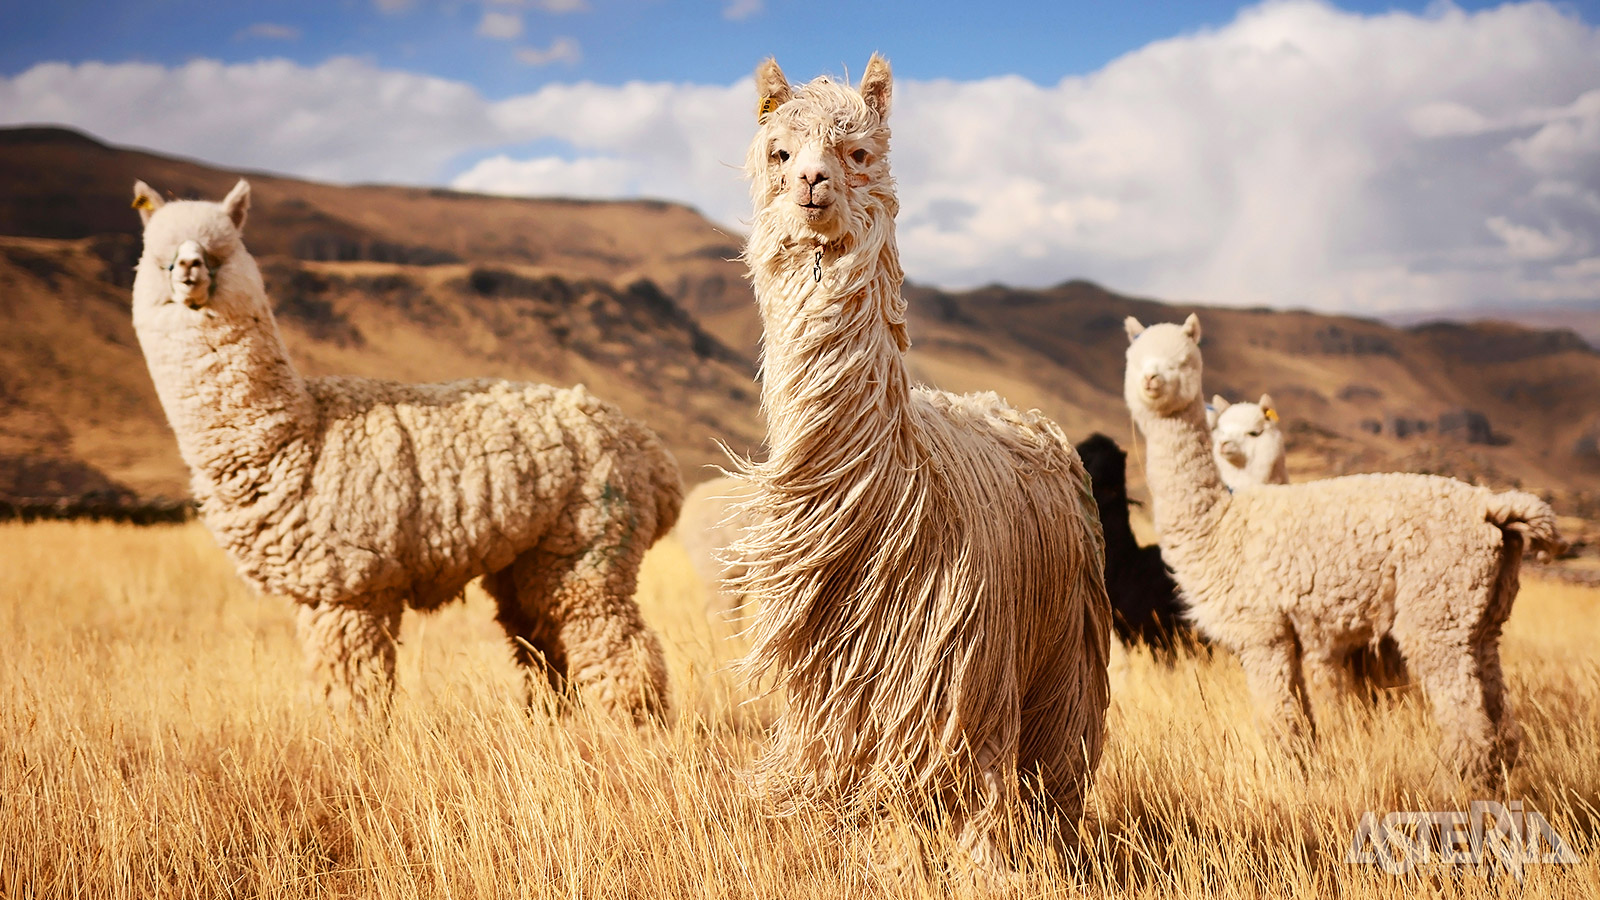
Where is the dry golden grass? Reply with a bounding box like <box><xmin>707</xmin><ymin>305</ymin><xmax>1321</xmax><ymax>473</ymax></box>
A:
<box><xmin>1</xmin><ymin>521</ymin><xmax>1596</xmax><ymax>898</ymax></box>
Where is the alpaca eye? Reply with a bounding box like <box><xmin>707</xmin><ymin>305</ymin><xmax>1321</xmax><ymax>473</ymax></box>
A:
<box><xmin>851</xmin><ymin>148</ymin><xmax>870</xmax><ymax>164</ymax></box>
<box><xmin>774</xmin><ymin>149</ymin><xmax>790</xmax><ymax>163</ymax></box>
<box><xmin>1248</xmin><ymin>430</ymin><xmax>1262</xmax><ymax>437</ymax></box>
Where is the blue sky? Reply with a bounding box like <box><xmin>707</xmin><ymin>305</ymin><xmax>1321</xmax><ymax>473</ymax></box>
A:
<box><xmin>2</xmin><ymin>1</ymin><xmax>1599</xmax><ymax>312</ymax></box>
<box><xmin>7</xmin><ymin>0</ymin><xmax>1588</xmax><ymax>92</ymax></box>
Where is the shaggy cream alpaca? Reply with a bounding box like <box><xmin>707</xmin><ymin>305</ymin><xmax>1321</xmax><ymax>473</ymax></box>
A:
<box><xmin>1207</xmin><ymin>394</ymin><xmax>1288</xmax><ymax>491</ymax></box>
<box><xmin>1124</xmin><ymin>314</ymin><xmax>1561</xmax><ymax>785</ymax></box>
<box><xmin>130</xmin><ymin>180</ymin><xmax>679</xmax><ymax>720</ymax></box>
<box><xmin>730</xmin><ymin>56</ymin><xmax>1112</xmax><ymax>867</ymax></box>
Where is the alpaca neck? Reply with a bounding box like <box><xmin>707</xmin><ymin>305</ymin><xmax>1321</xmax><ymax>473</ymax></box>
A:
<box><xmin>749</xmin><ymin>218</ymin><xmax>911</xmax><ymax>491</ymax></box>
<box><xmin>136</xmin><ymin>270</ymin><xmax>314</xmax><ymax>498</ymax></box>
<box><xmin>1098</xmin><ymin>502</ymin><xmax>1143</xmax><ymax>561</ymax></box>
<box><xmin>1136</xmin><ymin>400</ymin><xmax>1230</xmax><ymax>552</ymax></box>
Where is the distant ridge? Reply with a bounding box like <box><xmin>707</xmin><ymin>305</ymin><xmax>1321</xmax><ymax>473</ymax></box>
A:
<box><xmin>0</xmin><ymin>123</ymin><xmax>1597</xmax><ymax>570</ymax></box>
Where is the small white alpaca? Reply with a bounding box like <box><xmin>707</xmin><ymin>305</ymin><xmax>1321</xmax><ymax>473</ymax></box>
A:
<box><xmin>1207</xmin><ymin>394</ymin><xmax>1288</xmax><ymax>491</ymax></box>
<box><xmin>130</xmin><ymin>180</ymin><xmax>681</xmax><ymax>720</ymax></box>
<box><xmin>673</xmin><ymin>474</ymin><xmax>755</xmax><ymax>621</ymax></box>
<box><xmin>730</xmin><ymin>56</ymin><xmax>1111</xmax><ymax>869</ymax></box>
<box><xmin>1124</xmin><ymin>314</ymin><xmax>1560</xmax><ymax>786</ymax></box>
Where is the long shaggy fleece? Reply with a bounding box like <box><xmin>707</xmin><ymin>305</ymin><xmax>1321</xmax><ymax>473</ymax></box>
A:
<box><xmin>130</xmin><ymin>180</ymin><xmax>680</xmax><ymax>719</ymax></box>
<box><xmin>731</xmin><ymin>56</ymin><xmax>1111</xmax><ymax>863</ymax></box>
<box><xmin>1124</xmin><ymin>315</ymin><xmax>1561</xmax><ymax>786</ymax></box>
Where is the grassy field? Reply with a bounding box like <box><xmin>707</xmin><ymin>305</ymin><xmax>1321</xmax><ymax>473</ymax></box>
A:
<box><xmin>1</xmin><ymin>521</ymin><xmax>1596</xmax><ymax>898</ymax></box>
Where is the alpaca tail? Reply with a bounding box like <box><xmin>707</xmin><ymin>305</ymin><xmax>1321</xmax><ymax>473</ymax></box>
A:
<box><xmin>1485</xmin><ymin>490</ymin><xmax>1565</xmax><ymax>561</ymax></box>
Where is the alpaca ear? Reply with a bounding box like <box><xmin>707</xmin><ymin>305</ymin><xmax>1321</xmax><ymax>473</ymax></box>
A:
<box><xmin>1124</xmin><ymin>317</ymin><xmax>1145</xmax><ymax>341</ymax></box>
<box><xmin>1259</xmin><ymin>394</ymin><xmax>1277</xmax><ymax>421</ymax></box>
<box><xmin>222</xmin><ymin>179</ymin><xmax>251</xmax><ymax>229</ymax></box>
<box><xmin>756</xmin><ymin>58</ymin><xmax>791</xmax><ymax>121</ymax></box>
<box><xmin>859</xmin><ymin>54</ymin><xmax>892</xmax><ymax>121</ymax></box>
<box><xmin>132</xmin><ymin>180</ymin><xmax>165</xmax><ymax>226</ymax></box>
<box><xmin>1183</xmin><ymin>313</ymin><xmax>1202</xmax><ymax>343</ymax></box>
<box><xmin>1207</xmin><ymin>394</ymin><xmax>1227</xmax><ymax>429</ymax></box>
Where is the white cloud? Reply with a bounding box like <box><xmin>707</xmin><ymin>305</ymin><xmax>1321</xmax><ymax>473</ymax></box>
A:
<box><xmin>0</xmin><ymin>58</ymin><xmax>497</xmax><ymax>185</ymax></box>
<box><xmin>238</xmin><ymin>23</ymin><xmax>301</xmax><ymax>41</ymax></box>
<box><xmin>723</xmin><ymin>0</ymin><xmax>762</xmax><ymax>21</ymax></box>
<box><xmin>515</xmin><ymin>37</ymin><xmax>581</xmax><ymax>67</ymax></box>
<box><xmin>1486</xmin><ymin>216</ymin><xmax>1580</xmax><ymax>260</ymax></box>
<box><xmin>453</xmin><ymin>154</ymin><xmax>638</xmax><ymax>196</ymax></box>
<box><xmin>2</xmin><ymin>1</ymin><xmax>1598</xmax><ymax>314</ymax></box>
<box><xmin>476</xmin><ymin>11</ymin><xmax>522</xmax><ymax>40</ymax></box>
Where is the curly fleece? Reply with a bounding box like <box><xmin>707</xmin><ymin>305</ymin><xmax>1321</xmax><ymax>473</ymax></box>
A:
<box><xmin>1124</xmin><ymin>315</ymin><xmax>1561</xmax><ymax>786</ymax></box>
<box><xmin>130</xmin><ymin>179</ymin><xmax>680</xmax><ymax>720</ymax></box>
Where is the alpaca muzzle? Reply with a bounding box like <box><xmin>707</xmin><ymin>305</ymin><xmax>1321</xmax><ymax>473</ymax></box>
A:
<box><xmin>168</xmin><ymin>240</ymin><xmax>215</xmax><ymax>310</ymax></box>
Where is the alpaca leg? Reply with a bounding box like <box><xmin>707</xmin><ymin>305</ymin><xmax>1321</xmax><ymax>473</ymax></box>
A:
<box><xmin>1301</xmin><ymin>637</ymin><xmax>1355</xmax><ymax>706</ymax></box>
<box><xmin>1478</xmin><ymin>542</ymin><xmax>1525</xmax><ymax>779</ymax></box>
<box><xmin>1405</xmin><ymin>638</ymin><xmax>1500</xmax><ymax>788</ymax></box>
<box><xmin>1474</xmin><ymin>636</ymin><xmax>1520</xmax><ymax>778</ymax></box>
<box><xmin>549</xmin><ymin>556</ymin><xmax>669</xmax><ymax>722</ymax></box>
<box><xmin>500</xmin><ymin>542</ymin><xmax>668</xmax><ymax>723</ymax></box>
<box><xmin>294</xmin><ymin>599</ymin><xmax>403</xmax><ymax>718</ymax></box>
<box><xmin>483</xmin><ymin>566</ymin><xmax>569</xmax><ymax>708</ymax></box>
<box><xmin>951</xmin><ymin>731</ymin><xmax>1023</xmax><ymax>880</ymax></box>
<box><xmin>1236</xmin><ymin>628</ymin><xmax>1315</xmax><ymax>753</ymax></box>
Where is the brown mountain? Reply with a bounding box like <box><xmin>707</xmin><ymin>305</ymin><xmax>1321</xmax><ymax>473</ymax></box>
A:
<box><xmin>0</xmin><ymin>127</ymin><xmax>761</xmax><ymax>504</ymax></box>
<box><xmin>2</xmin><ymin>126</ymin><xmax>1596</xmax><ymax>561</ymax></box>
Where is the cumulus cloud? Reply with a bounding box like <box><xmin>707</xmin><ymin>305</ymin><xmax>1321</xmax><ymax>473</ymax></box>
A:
<box><xmin>238</xmin><ymin>23</ymin><xmax>301</xmax><ymax>41</ymax></box>
<box><xmin>875</xmin><ymin>0</ymin><xmax>1600</xmax><ymax>310</ymax></box>
<box><xmin>0</xmin><ymin>58</ymin><xmax>497</xmax><ymax>184</ymax></box>
<box><xmin>515</xmin><ymin>37</ymin><xmax>581</xmax><ymax>66</ymax></box>
<box><xmin>476</xmin><ymin>11</ymin><xmax>522</xmax><ymax>39</ymax></box>
<box><xmin>2</xmin><ymin>1</ymin><xmax>1597</xmax><ymax>314</ymax></box>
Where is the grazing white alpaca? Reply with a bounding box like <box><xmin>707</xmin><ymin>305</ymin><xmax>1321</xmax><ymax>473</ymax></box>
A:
<box><xmin>1207</xmin><ymin>394</ymin><xmax>1288</xmax><ymax>491</ymax></box>
<box><xmin>674</xmin><ymin>474</ymin><xmax>755</xmax><ymax>621</ymax></box>
<box><xmin>730</xmin><ymin>56</ymin><xmax>1112</xmax><ymax>868</ymax></box>
<box><xmin>130</xmin><ymin>179</ymin><xmax>680</xmax><ymax>720</ymax></box>
<box><xmin>1124</xmin><ymin>314</ymin><xmax>1560</xmax><ymax>786</ymax></box>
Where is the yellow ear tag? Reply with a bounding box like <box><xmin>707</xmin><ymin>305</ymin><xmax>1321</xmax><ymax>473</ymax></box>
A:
<box><xmin>132</xmin><ymin>195</ymin><xmax>153</xmax><ymax>211</ymax></box>
<box><xmin>1264</xmin><ymin>409</ymin><xmax>1279</xmax><ymax>422</ymax></box>
<box><xmin>758</xmin><ymin>96</ymin><xmax>779</xmax><ymax>120</ymax></box>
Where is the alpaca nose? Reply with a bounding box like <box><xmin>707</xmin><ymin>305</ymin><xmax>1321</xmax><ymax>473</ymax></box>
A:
<box><xmin>1143</xmin><ymin>373</ymin><xmax>1165</xmax><ymax>393</ymax></box>
<box><xmin>799</xmin><ymin>166</ymin><xmax>828</xmax><ymax>187</ymax></box>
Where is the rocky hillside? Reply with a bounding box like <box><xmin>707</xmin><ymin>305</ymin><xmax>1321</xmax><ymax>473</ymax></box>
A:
<box><xmin>2</xmin><ymin>126</ymin><xmax>1597</xmax><ymax>564</ymax></box>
